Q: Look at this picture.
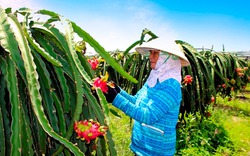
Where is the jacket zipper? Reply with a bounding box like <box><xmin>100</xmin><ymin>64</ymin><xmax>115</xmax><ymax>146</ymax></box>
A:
<box><xmin>141</xmin><ymin>123</ymin><xmax>164</xmax><ymax>135</ymax></box>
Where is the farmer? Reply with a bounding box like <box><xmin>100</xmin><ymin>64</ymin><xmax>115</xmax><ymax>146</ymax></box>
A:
<box><xmin>104</xmin><ymin>38</ymin><xmax>190</xmax><ymax>156</ymax></box>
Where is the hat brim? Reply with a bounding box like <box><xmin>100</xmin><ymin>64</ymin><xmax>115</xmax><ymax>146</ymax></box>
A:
<box><xmin>135</xmin><ymin>46</ymin><xmax>190</xmax><ymax>67</ymax></box>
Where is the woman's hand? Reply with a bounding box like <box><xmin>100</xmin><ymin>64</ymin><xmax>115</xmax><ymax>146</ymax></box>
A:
<box><xmin>104</xmin><ymin>84</ymin><xmax>120</xmax><ymax>103</ymax></box>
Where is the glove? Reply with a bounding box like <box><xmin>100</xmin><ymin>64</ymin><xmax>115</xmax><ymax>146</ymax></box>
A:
<box><xmin>113</xmin><ymin>82</ymin><xmax>121</xmax><ymax>93</ymax></box>
<box><xmin>104</xmin><ymin>84</ymin><xmax>120</xmax><ymax>103</ymax></box>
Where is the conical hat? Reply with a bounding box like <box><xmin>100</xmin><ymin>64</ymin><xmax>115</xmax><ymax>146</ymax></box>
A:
<box><xmin>135</xmin><ymin>38</ymin><xmax>190</xmax><ymax>67</ymax></box>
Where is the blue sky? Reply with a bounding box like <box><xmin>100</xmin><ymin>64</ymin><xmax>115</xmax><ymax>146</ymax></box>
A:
<box><xmin>1</xmin><ymin>0</ymin><xmax>250</xmax><ymax>52</ymax></box>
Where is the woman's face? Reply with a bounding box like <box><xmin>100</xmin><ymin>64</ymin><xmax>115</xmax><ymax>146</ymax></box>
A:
<box><xmin>149</xmin><ymin>49</ymin><xmax>160</xmax><ymax>69</ymax></box>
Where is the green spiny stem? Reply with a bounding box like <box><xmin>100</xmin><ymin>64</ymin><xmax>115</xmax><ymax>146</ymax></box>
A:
<box><xmin>23</xmin><ymin>22</ymin><xmax>62</xmax><ymax>67</ymax></box>
<box><xmin>54</xmin><ymin>67</ymin><xmax>71</xmax><ymax>113</ymax></box>
<box><xmin>0</xmin><ymin>7</ymin><xmax>26</xmax><ymax>83</ymax></box>
<box><xmin>81</xmin><ymin>81</ymin><xmax>117</xmax><ymax>155</ymax></box>
<box><xmin>0</xmin><ymin>59</ymin><xmax>6</xmax><ymax>155</ymax></box>
<box><xmin>8</xmin><ymin>13</ymin><xmax>84</xmax><ymax>155</ymax></box>
<box><xmin>76</xmin><ymin>52</ymin><xmax>94</xmax><ymax>79</ymax></box>
<box><xmin>71</xmin><ymin>21</ymin><xmax>138</xmax><ymax>84</ymax></box>
<box><xmin>0</xmin><ymin>56</ymin><xmax>11</xmax><ymax>155</ymax></box>
<box><xmin>34</xmin><ymin>34</ymin><xmax>71</xmax><ymax>113</ymax></box>
<box><xmin>33</xmin><ymin>23</ymin><xmax>74</xmax><ymax>79</ymax></box>
<box><xmin>96</xmin><ymin>88</ymin><xmax>110</xmax><ymax>124</ymax></box>
<box><xmin>52</xmin><ymin>92</ymin><xmax>67</xmax><ymax>137</ymax></box>
<box><xmin>33</xmin><ymin>52</ymin><xmax>60</xmax><ymax>133</ymax></box>
<box><xmin>0</xmin><ymin>106</ymin><xmax>5</xmax><ymax>155</ymax></box>
<box><xmin>64</xmin><ymin>19</ymin><xmax>93</xmax><ymax>85</ymax></box>
<box><xmin>52</xmin><ymin>64</ymin><xmax>85</xmax><ymax>156</ymax></box>
<box><xmin>36</xmin><ymin>122</ymin><xmax>47</xmax><ymax>154</ymax></box>
<box><xmin>51</xmin><ymin>20</ymin><xmax>86</xmax><ymax>154</ymax></box>
<box><xmin>20</xmin><ymin>103</ymin><xmax>34</xmax><ymax>156</ymax></box>
<box><xmin>17</xmin><ymin>72</ymin><xmax>39</xmax><ymax>154</ymax></box>
<box><xmin>4</xmin><ymin>56</ymin><xmax>22</xmax><ymax>156</ymax></box>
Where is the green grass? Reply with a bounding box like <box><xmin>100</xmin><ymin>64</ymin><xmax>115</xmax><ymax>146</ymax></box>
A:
<box><xmin>216</xmin><ymin>91</ymin><xmax>250</xmax><ymax>117</ymax></box>
<box><xmin>224</xmin><ymin>115</ymin><xmax>250</xmax><ymax>155</ymax></box>
<box><xmin>215</xmin><ymin>87</ymin><xmax>250</xmax><ymax>155</ymax></box>
<box><xmin>109</xmin><ymin>106</ymin><xmax>134</xmax><ymax>156</ymax></box>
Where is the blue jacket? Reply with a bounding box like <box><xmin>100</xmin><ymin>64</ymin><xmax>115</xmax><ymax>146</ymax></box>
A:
<box><xmin>112</xmin><ymin>78</ymin><xmax>182</xmax><ymax>156</ymax></box>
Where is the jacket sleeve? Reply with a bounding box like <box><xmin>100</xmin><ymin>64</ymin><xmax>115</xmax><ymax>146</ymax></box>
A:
<box><xmin>112</xmin><ymin>79</ymin><xmax>182</xmax><ymax>124</ymax></box>
<box><xmin>118</xmin><ymin>89</ymin><xmax>137</xmax><ymax>104</ymax></box>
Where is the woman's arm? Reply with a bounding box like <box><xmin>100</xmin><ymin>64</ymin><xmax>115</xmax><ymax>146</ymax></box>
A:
<box><xmin>112</xmin><ymin>79</ymin><xmax>181</xmax><ymax>124</ymax></box>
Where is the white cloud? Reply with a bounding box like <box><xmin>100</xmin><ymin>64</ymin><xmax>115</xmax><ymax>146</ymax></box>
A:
<box><xmin>78</xmin><ymin>1</ymin><xmax>179</xmax><ymax>53</ymax></box>
<box><xmin>0</xmin><ymin>0</ymin><xmax>181</xmax><ymax>53</ymax></box>
<box><xmin>0</xmin><ymin>0</ymin><xmax>40</xmax><ymax>11</ymax></box>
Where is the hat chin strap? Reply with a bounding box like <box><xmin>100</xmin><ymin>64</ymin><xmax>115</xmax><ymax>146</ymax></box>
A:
<box><xmin>147</xmin><ymin>55</ymin><xmax>181</xmax><ymax>87</ymax></box>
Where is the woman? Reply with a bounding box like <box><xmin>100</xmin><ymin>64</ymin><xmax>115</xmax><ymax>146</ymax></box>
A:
<box><xmin>105</xmin><ymin>39</ymin><xmax>190</xmax><ymax>156</ymax></box>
